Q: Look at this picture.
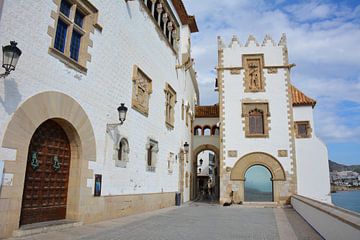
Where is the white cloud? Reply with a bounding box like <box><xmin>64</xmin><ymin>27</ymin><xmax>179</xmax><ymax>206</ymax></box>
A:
<box><xmin>183</xmin><ymin>0</ymin><xmax>360</xmax><ymax>143</ymax></box>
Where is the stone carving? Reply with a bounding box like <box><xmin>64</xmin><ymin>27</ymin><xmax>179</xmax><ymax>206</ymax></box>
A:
<box><xmin>243</xmin><ymin>55</ymin><xmax>265</xmax><ymax>92</ymax></box>
<box><xmin>227</xmin><ymin>150</ymin><xmax>238</xmax><ymax>158</ymax></box>
<box><xmin>267</xmin><ymin>68</ymin><xmax>278</xmax><ymax>74</ymax></box>
<box><xmin>132</xmin><ymin>65</ymin><xmax>152</xmax><ymax>116</ymax></box>
<box><xmin>278</xmin><ymin>150</ymin><xmax>288</xmax><ymax>157</ymax></box>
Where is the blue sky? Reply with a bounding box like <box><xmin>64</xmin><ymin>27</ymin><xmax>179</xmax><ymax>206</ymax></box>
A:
<box><xmin>183</xmin><ymin>0</ymin><xmax>360</xmax><ymax>165</ymax></box>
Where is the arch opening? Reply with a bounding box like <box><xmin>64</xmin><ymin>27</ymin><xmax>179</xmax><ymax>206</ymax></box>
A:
<box><xmin>244</xmin><ymin>165</ymin><xmax>273</xmax><ymax>202</ymax></box>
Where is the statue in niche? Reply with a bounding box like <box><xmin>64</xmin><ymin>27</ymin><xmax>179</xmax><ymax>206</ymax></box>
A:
<box><xmin>248</xmin><ymin>60</ymin><xmax>261</xmax><ymax>90</ymax></box>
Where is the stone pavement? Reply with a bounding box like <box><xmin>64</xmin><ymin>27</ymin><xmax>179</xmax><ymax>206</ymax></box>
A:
<box><xmin>9</xmin><ymin>202</ymin><xmax>322</xmax><ymax>240</ymax></box>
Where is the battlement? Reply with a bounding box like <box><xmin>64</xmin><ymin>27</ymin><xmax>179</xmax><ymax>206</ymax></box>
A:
<box><xmin>218</xmin><ymin>33</ymin><xmax>287</xmax><ymax>50</ymax></box>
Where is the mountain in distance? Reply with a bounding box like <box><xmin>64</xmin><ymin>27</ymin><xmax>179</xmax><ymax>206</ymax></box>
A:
<box><xmin>329</xmin><ymin>160</ymin><xmax>360</xmax><ymax>173</ymax></box>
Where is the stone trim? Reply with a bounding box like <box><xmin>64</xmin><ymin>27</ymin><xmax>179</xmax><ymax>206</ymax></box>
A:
<box><xmin>0</xmin><ymin>91</ymin><xmax>96</xmax><ymax>237</ymax></box>
<box><xmin>164</xmin><ymin>83</ymin><xmax>176</xmax><ymax>128</ymax></box>
<box><xmin>230</xmin><ymin>152</ymin><xmax>286</xmax><ymax>181</ymax></box>
<box><xmin>242</xmin><ymin>101</ymin><xmax>270</xmax><ymax>138</ymax></box>
<box><xmin>132</xmin><ymin>65</ymin><xmax>153</xmax><ymax>117</ymax></box>
<box><xmin>242</xmin><ymin>54</ymin><xmax>266</xmax><ymax>92</ymax></box>
<box><xmin>294</xmin><ymin>121</ymin><xmax>312</xmax><ymax>138</ymax></box>
<box><xmin>48</xmin><ymin>0</ymin><xmax>100</xmax><ymax>74</ymax></box>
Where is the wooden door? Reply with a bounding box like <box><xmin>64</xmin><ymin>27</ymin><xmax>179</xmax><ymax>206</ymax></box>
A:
<box><xmin>20</xmin><ymin>120</ymin><xmax>71</xmax><ymax>225</ymax></box>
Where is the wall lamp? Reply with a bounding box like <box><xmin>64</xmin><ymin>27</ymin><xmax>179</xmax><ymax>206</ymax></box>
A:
<box><xmin>183</xmin><ymin>142</ymin><xmax>189</xmax><ymax>154</ymax></box>
<box><xmin>1</xmin><ymin>41</ymin><xmax>22</xmax><ymax>78</ymax></box>
<box><xmin>106</xmin><ymin>103</ymin><xmax>128</xmax><ymax>133</ymax></box>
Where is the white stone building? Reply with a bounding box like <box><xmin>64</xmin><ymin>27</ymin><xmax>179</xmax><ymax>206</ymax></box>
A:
<box><xmin>191</xmin><ymin>35</ymin><xmax>331</xmax><ymax>205</ymax></box>
<box><xmin>0</xmin><ymin>0</ymin><xmax>198</xmax><ymax>237</ymax></box>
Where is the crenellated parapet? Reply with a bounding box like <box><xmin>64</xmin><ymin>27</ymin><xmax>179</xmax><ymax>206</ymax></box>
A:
<box><xmin>217</xmin><ymin>33</ymin><xmax>288</xmax><ymax>50</ymax></box>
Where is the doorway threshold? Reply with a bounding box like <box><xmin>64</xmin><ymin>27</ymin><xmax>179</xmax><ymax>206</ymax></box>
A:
<box><xmin>13</xmin><ymin>219</ymin><xmax>82</xmax><ymax>237</ymax></box>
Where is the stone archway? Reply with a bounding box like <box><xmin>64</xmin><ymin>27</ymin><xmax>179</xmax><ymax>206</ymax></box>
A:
<box><xmin>230</xmin><ymin>152</ymin><xmax>286</xmax><ymax>203</ymax></box>
<box><xmin>192</xmin><ymin>144</ymin><xmax>220</xmax><ymax>201</ymax></box>
<box><xmin>0</xmin><ymin>91</ymin><xmax>96</xmax><ymax>235</ymax></box>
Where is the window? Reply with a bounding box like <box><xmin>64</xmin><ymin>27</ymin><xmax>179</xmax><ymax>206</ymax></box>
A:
<box><xmin>54</xmin><ymin>19</ymin><xmax>68</xmax><ymax>52</ymax></box>
<box><xmin>242</xmin><ymin>102</ymin><xmax>269</xmax><ymax>137</ymax></box>
<box><xmin>132</xmin><ymin>65</ymin><xmax>152</xmax><ymax>116</ymax></box>
<box><xmin>249</xmin><ymin>109</ymin><xmax>264</xmax><ymax>134</ymax></box>
<box><xmin>212</xmin><ymin>126</ymin><xmax>220</xmax><ymax>136</ymax></box>
<box><xmin>243</xmin><ymin>54</ymin><xmax>265</xmax><ymax>92</ymax></box>
<box><xmin>181</xmin><ymin>100</ymin><xmax>184</xmax><ymax>120</ymax></box>
<box><xmin>165</xmin><ymin>83</ymin><xmax>176</xmax><ymax>128</ymax></box>
<box><xmin>115</xmin><ymin>138</ymin><xmax>130</xmax><ymax>168</ymax></box>
<box><xmin>194</xmin><ymin>126</ymin><xmax>202</xmax><ymax>136</ymax></box>
<box><xmin>295</xmin><ymin>121</ymin><xmax>312</xmax><ymax>138</ymax></box>
<box><xmin>146</xmin><ymin>139</ymin><xmax>158</xmax><ymax>172</ymax></box>
<box><xmin>49</xmin><ymin>0</ymin><xmax>100</xmax><ymax>73</ymax></box>
<box><xmin>203</xmin><ymin>126</ymin><xmax>211</xmax><ymax>136</ymax></box>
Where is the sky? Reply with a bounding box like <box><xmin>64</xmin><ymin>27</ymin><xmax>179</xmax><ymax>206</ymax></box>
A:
<box><xmin>182</xmin><ymin>0</ymin><xmax>360</xmax><ymax>166</ymax></box>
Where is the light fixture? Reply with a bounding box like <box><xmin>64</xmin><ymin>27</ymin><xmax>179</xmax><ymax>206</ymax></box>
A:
<box><xmin>1</xmin><ymin>41</ymin><xmax>22</xmax><ymax>78</ymax></box>
<box><xmin>106</xmin><ymin>103</ymin><xmax>128</xmax><ymax>134</ymax></box>
<box><xmin>117</xmin><ymin>103</ymin><xmax>128</xmax><ymax>125</ymax></box>
<box><xmin>183</xmin><ymin>142</ymin><xmax>189</xmax><ymax>154</ymax></box>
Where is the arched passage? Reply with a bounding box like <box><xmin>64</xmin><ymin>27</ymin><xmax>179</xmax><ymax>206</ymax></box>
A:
<box><xmin>230</xmin><ymin>152</ymin><xmax>286</xmax><ymax>203</ymax></box>
<box><xmin>244</xmin><ymin>165</ymin><xmax>273</xmax><ymax>202</ymax></box>
<box><xmin>0</xmin><ymin>91</ymin><xmax>96</xmax><ymax>231</ymax></box>
<box><xmin>192</xmin><ymin>145</ymin><xmax>220</xmax><ymax>201</ymax></box>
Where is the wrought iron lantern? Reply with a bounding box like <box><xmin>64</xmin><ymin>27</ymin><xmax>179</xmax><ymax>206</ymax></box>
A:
<box><xmin>117</xmin><ymin>103</ymin><xmax>128</xmax><ymax>124</ymax></box>
<box><xmin>2</xmin><ymin>41</ymin><xmax>22</xmax><ymax>77</ymax></box>
<box><xmin>183</xmin><ymin>142</ymin><xmax>189</xmax><ymax>154</ymax></box>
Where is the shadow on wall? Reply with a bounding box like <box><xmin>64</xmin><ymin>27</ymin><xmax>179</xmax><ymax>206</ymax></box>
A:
<box><xmin>0</xmin><ymin>78</ymin><xmax>22</xmax><ymax>114</ymax></box>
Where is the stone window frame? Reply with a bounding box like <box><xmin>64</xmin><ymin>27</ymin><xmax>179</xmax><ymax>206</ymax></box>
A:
<box><xmin>164</xmin><ymin>83</ymin><xmax>177</xmax><ymax>128</ymax></box>
<box><xmin>48</xmin><ymin>0</ymin><xmax>101</xmax><ymax>74</ymax></box>
<box><xmin>294</xmin><ymin>121</ymin><xmax>312</xmax><ymax>138</ymax></box>
<box><xmin>242</xmin><ymin>102</ymin><xmax>270</xmax><ymax>138</ymax></box>
<box><xmin>242</xmin><ymin>54</ymin><xmax>266</xmax><ymax>92</ymax></box>
<box><xmin>140</xmin><ymin>0</ymin><xmax>180</xmax><ymax>53</ymax></box>
<box><xmin>132</xmin><ymin>65</ymin><xmax>153</xmax><ymax>116</ymax></box>
<box><xmin>114</xmin><ymin>137</ymin><xmax>130</xmax><ymax>168</ymax></box>
<box><xmin>146</xmin><ymin>138</ymin><xmax>159</xmax><ymax>172</ymax></box>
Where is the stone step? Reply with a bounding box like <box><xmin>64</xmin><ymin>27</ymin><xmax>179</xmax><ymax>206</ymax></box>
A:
<box><xmin>12</xmin><ymin>220</ymin><xmax>82</xmax><ymax>238</ymax></box>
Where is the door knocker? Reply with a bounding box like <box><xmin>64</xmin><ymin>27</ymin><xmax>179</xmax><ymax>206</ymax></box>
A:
<box><xmin>53</xmin><ymin>155</ymin><xmax>61</xmax><ymax>172</ymax></box>
<box><xmin>30</xmin><ymin>151</ymin><xmax>40</xmax><ymax>171</ymax></box>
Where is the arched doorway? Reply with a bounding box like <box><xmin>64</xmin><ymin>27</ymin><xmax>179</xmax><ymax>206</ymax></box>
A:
<box><xmin>20</xmin><ymin>119</ymin><xmax>71</xmax><ymax>225</ymax></box>
<box><xmin>244</xmin><ymin>165</ymin><xmax>273</xmax><ymax>202</ymax></box>
<box><xmin>193</xmin><ymin>146</ymin><xmax>220</xmax><ymax>202</ymax></box>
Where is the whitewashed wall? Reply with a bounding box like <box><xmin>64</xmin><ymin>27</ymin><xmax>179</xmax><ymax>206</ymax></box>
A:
<box><xmin>221</xmin><ymin>38</ymin><xmax>293</xmax><ymax>174</ymax></box>
<box><xmin>0</xmin><ymin>0</ymin><xmax>197</xmax><ymax>201</ymax></box>
<box><xmin>294</xmin><ymin>106</ymin><xmax>331</xmax><ymax>203</ymax></box>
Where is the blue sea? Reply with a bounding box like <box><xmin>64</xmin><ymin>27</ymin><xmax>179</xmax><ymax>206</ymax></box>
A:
<box><xmin>331</xmin><ymin>190</ymin><xmax>360</xmax><ymax>213</ymax></box>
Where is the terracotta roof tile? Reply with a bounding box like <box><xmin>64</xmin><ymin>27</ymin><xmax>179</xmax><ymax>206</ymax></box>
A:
<box><xmin>195</xmin><ymin>105</ymin><xmax>219</xmax><ymax>118</ymax></box>
<box><xmin>291</xmin><ymin>84</ymin><xmax>316</xmax><ymax>107</ymax></box>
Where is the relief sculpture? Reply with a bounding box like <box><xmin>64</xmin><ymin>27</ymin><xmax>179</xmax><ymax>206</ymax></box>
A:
<box><xmin>132</xmin><ymin>65</ymin><xmax>152</xmax><ymax>116</ymax></box>
<box><xmin>243</xmin><ymin>55</ymin><xmax>264</xmax><ymax>92</ymax></box>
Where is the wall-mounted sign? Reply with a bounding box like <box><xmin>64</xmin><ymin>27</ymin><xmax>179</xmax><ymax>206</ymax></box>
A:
<box><xmin>94</xmin><ymin>174</ymin><xmax>102</xmax><ymax>197</ymax></box>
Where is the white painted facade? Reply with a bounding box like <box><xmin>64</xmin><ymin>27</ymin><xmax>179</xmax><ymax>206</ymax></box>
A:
<box><xmin>214</xmin><ymin>35</ymin><xmax>331</xmax><ymax>203</ymax></box>
<box><xmin>0</xmin><ymin>0</ymin><xmax>197</xmax><ymax>202</ymax></box>
<box><xmin>220</xmin><ymin>36</ymin><xmax>294</xmax><ymax>177</ymax></box>
<box><xmin>294</xmin><ymin>106</ymin><xmax>331</xmax><ymax>203</ymax></box>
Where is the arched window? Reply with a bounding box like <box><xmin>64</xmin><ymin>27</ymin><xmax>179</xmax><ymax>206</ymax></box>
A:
<box><xmin>116</xmin><ymin>138</ymin><xmax>130</xmax><ymax>168</ymax></box>
<box><xmin>194</xmin><ymin>126</ymin><xmax>202</xmax><ymax>136</ymax></box>
<box><xmin>212</xmin><ymin>126</ymin><xmax>219</xmax><ymax>136</ymax></box>
<box><xmin>203</xmin><ymin>126</ymin><xmax>211</xmax><ymax>136</ymax></box>
<box><xmin>249</xmin><ymin>109</ymin><xmax>264</xmax><ymax>134</ymax></box>
<box><xmin>146</xmin><ymin>0</ymin><xmax>152</xmax><ymax>12</ymax></box>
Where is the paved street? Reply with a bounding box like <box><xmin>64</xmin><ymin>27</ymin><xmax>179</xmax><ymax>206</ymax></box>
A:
<box><xmin>10</xmin><ymin>203</ymin><xmax>322</xmax><ymax>240</ymax></box>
